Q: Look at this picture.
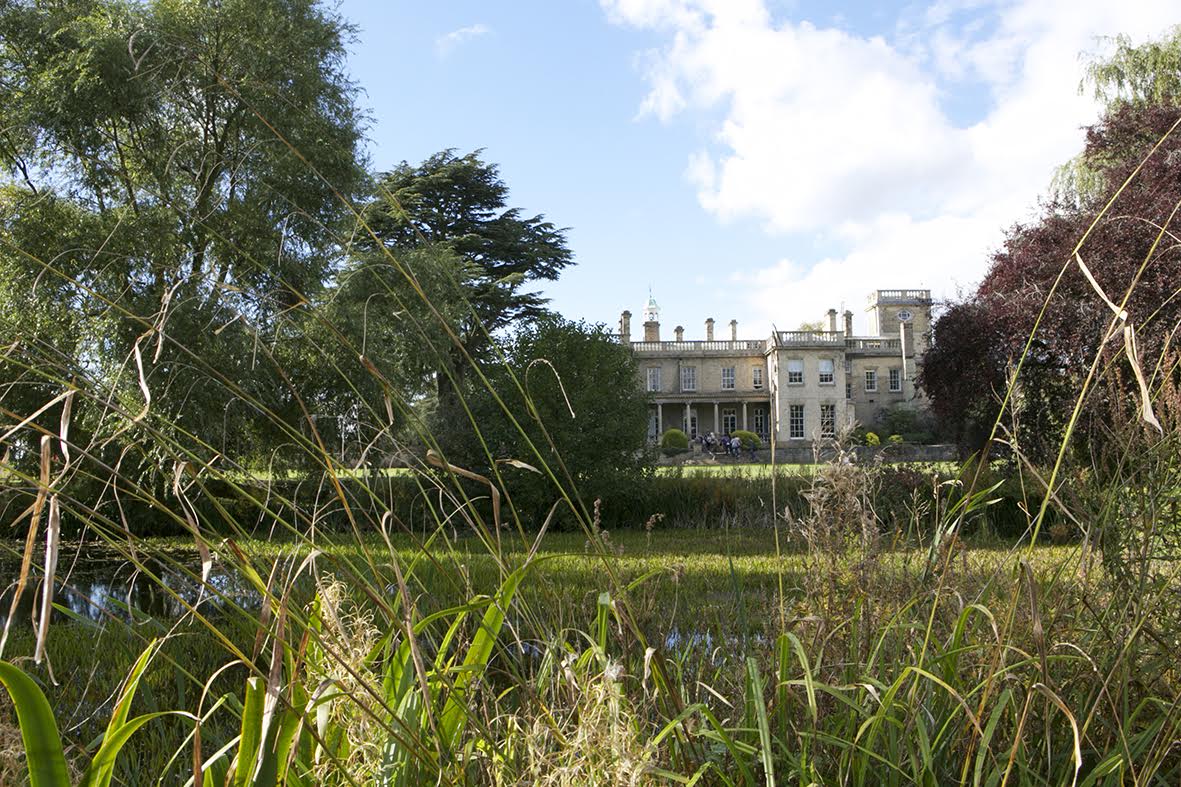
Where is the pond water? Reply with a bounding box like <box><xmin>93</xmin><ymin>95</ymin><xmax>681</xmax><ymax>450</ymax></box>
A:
<box><xmin>0</xmin><ymin>548</ymin><xmax>259</xmax><ymax>629</ymax></box>
<box><xmin>1</xmin><ymin>547</ymin><xmax>763</xmax><ymax>658</ymax></box>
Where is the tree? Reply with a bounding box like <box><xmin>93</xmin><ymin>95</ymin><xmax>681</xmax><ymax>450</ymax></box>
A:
<box><xmin>920</xmin><ymin>100</ymin><xmax>1181</xmax><ymax>459</ymax></box>
<box><xmin>361</xmin><ymin>150</ymin><xmax>573</xmax><ymax>410</ymax></box>
<box><xmin>458</xmin><ymin>317</ymin><xmax>651</xmax><ymax>526</ymax></box>
<box><xmin>922</xmin><ymin>28</ymin><xmax>1181</xmax><ymax>458</ymax></box>
<box><xmin>0</xmin><ymin>0</ymin><xmax>366</xmax><ymax>473</ymax></box>
<box><xmin>296</xmin><ymin>244</ymin><xmax>473</xmax><ymax>460</ymax></box>
<box><xmin>1085</xmin><ymin>25</ymin><xmax>1181</xmax><ymax>109</ymax></box>
<box><xmin>1057</xmin><ymin>26</ymin><xmax>1181</xmax><ymax>204</ymax></box>
<box><xmin>916</xmin><ymin>300</ymin><xmax>1007</xmax><ymax>452</ymax></box>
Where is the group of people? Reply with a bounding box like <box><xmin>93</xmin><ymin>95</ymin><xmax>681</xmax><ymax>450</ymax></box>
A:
<box><xmin>698</xmin><ymin>431</ymin><xmax>755</xmax><ymax>459</ymax></box>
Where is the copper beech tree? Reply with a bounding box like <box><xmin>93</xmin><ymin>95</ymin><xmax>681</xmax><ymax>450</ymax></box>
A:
<box><xmin>920</xmin><ymin>101</ymin><xmax>1181</xmax><ymax>459</ymax></box>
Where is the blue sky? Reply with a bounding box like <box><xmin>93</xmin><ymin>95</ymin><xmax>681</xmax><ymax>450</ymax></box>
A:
<box><xmin>340</xmin><ymin>0</ymin><xmax>1178</xmax><ymax>337</ymax></box>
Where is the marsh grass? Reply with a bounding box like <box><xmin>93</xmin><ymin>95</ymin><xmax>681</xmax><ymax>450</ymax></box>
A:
<box><xmin>0</xmin><ymin>522</ymin><xmax>1157</xmax><ymax>783</ymax></box>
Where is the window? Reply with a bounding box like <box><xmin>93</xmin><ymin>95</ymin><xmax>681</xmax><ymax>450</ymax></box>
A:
<box><xmin>889</xmin><ymin>368</ymin><xmax>902</xmax><ymax>392</ymax></box>
<box><xmin>789</xmin><ymin>405</ymin><xmax>805</xmax><ymax>439</ymax></box>
<box><xmin>818</xmin><ymin>359</ymin><xmax>835</xmax><ymax>385</ymax></box>
<box><xmin>865</xmin><ymin>369</ymin><xmax>878</xmax><ymax>392</ymax></box>
<box><xmin>820</xmin><ymin>404</ymin><xmax>836</xmax><ymax>438</ymax></box>
<box><xmin>680</xmin><ymin>366</ymin><xmax>697</xmax><ymax>392</ymax></box>
<box><xmin>787</xmin><ymin>359</ymin><xmax>804</xmax><ymax>385</ymax></box>
<box><xmin>753</xmin><ymin>407</ymin><xmax>767</xmax><ymax>436</ymax></box>
<box><xmin>753</xmin><ymin>367</ymin><xmax>764</xmax><ymax>390</ymax></box>
<box><xmin>845</xmin><ymin>382</ymin><xmax>852</xmax><ymax>399</ymax></box>
<box><xmin>646</xmin><ymin>367</ymin><xmax>662</xmax><ymax>392</ymax></box>
<box><xmin>683</xmin><ymin>411</ymin><xmax>698</xmax><ymax>437</ymax></box>
<box><xmin>722</xmin><ymin>408</ymin><xmax>737</xmax><ymax>433</ymax></box>
<box><xmin>721</xmin><ymin>366</ymin><xmax>735</xmax><ymax>390</ymax></box>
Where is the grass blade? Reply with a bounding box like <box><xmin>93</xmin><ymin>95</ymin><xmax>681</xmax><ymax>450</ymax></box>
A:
<box><xmin>0</xmin><ymin>660</ymin><xmax>70</xmax><ymax>787</ymax></box>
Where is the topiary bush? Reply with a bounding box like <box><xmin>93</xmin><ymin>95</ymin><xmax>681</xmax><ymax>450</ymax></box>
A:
<box><xmin>660</xmin><ymin>428</ymin><xmax>690</xmax><ymax>455</ymax></box>
<box><xmin>731</xmin><ymin>430</ymin><xmax>761</xmax><ymax>450</ymax></box>
<box><xmin>887</xmin><ymin>434</ymin><xmax>905</xmax><ymax>445</ymax></box>
<box><xmin>864</xmin><ymin>431</ymin><xmax>881</xmax><ymax>447</ymax></box>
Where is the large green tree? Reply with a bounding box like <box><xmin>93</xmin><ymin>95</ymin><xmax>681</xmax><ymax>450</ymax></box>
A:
<box><xmin>296</xmin><ymin>243</ymin><xmax>474</xmax><ymax>461</ymax></box>
<box><xmin>459</xmin><ymin>316</ymin><xmax>652</xmax><ymax>527</ymax></box>
<box><xmin>361</xmin><ymin>150</ymin><xmax>573</xmax><ymax>412</ymax></box>
<box><xmin>0</xmin><ymin>0</ymin><xmax>366</xmax><ymax>473</ymax></box>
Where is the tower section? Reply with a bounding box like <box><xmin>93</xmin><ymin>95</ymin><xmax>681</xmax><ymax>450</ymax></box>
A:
<box><xmin>869</xmin><ymin>290</ymin><xmax>932</xmax><ymax>358</ymax></box>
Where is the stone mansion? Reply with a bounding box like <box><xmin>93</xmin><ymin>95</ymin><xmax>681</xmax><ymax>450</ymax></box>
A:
<box><xmin>618</xmin><ymin>289</ymin><xmax>933</xmax><ymax>446</ymax></box>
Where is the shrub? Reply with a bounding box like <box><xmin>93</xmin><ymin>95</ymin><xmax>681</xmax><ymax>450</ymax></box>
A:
<box><xmin>660</xmin><ymin>428</ymin><xmax>689</xmax><ymax>455</ymax></box>
<box><xmin>731</xmin><ymin>430</ymin><xmax>761</xmax><ymax>450</ymax></box>
<box><xmin>878</xmin><ymin>404</ymin><xmax>937</xmax><ymax>444</ymax></box>
<box><xmin>864</xmin><ymin>431</ymin><xmax>881</xmax><ymax>447</ymax></box>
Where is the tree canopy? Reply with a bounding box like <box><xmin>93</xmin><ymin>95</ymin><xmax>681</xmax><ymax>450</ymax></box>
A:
<box><xmin>0</xmin><ymin>0</ymin><xmax>367</xmax><ymax>473</ymax></box>
<box><xmin>363</xmin><ymin>150</ymin><xmax>573</xmax><ymax>369</ymax></box>
<box><xmin>920</xmin><ymin>99</ymin><xmax>1181</xmax><ymax>459</ymax></box>
<box><xmin>457</xmin><ymin>317</ymin><xmax>652</xmax><ymax>525</ymax></box>
<box><xmin>1086</xmin><ymin>25</ymin><xmax>1181</xmax><ymax>108</ymax></box>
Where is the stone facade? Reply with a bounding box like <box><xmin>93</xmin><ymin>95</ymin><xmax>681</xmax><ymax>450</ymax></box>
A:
<box><xmin>620</xmin><ymin>290</ymin><xmax>933</xmax><ymax>446</ymax></box>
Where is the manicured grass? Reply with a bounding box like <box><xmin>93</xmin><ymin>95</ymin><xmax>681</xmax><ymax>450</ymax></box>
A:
<box><xmin>654</xmin><ymin>460</ymin><xmax>961</xmax><ymax>477</ymax></box>
<box><xmin>655</xmin><ymin>462</ymin><xmax>817</xmax><ymax>476</ymax></box>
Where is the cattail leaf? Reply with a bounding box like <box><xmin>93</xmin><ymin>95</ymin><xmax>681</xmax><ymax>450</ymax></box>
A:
<box><xmin>0</xmin><ymin>660</ymin><xmax>70</xmax><ymax>787</ymax></box>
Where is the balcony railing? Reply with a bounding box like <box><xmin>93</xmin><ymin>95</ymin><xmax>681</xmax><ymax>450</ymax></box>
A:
<box><xmin>845</xmin><ymin>337</ymin><xmax>902</xmax><ymax>351</ymax></box>
<box><xmin>874</xmin><ymin>289</ymin><xmax>931</xmax><ymax>303</ymax></box>
<box><xmin>774</xmin><ymin>330</ymin><xmax>844</xmax><ymax>346</ymax></box>
<box><xmin>630</xmin><ymin>340</ymin><xmax>766</xmax><ymax>352</ymax></box>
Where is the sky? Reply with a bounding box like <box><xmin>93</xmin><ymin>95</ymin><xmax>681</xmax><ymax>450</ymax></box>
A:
<box><xmin>340</xmin><ymin>0</ymin><xmax>1179</xmax><ymax>337</ymax></box>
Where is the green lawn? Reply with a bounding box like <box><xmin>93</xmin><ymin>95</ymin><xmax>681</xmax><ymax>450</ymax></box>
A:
<box><xmin>655</xmin><ymin>462</ymin><xmax>817</xmax><ymax>477</ymax></box>
<box><xmin>654</xmin><ymin>460</ymin><xmax>961</xmax><ymax>477</ymax></box>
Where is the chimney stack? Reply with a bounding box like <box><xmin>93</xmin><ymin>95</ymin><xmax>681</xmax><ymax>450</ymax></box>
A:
<box><xmin>827</xmin><ymin>308</ymin><xmax>838</xmax><ymax>333</ymax></box>
<box><xmin>843</xmin><ymin>310</ymin><xmax>853</xmax><ymax>337</ymax></box>
<box><xmin>674</xmin><ymin>325</ymin><xmax>684</xmax><ymax>342</ymax></box>
<box><xmin>705</xmin><ymin>317</ymin><xmax>715</xmax><ymax>341</ymax></box>
<box><xmin>619</xmin><ymin>310</ymin><xmax>632</xmax><ymax>343</ymax></box>
<box><xmin>729</xmin><ymin>319</ymin><xmax>738</xmax><ymax>341</ymax></box>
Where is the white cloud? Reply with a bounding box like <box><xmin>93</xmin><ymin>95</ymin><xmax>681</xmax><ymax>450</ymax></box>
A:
<box><xmin>435</xmin><ymin>24</ymin><xmax>492</xmax><ymax>57</ymax></box>
<box><xmin>601</xmin><ymin>0</ymin><xmax>1178</xmax><ymax>328</ymax></box>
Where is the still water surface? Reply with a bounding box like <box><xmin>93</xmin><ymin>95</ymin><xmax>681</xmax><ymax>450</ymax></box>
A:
<box><xmin>0</xmin><ymin>546</ymin><xmax>259</xmax><ymax>628</ymax></box>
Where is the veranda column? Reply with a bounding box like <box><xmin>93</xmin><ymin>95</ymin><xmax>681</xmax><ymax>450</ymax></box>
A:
<box><xmin>656</xmin><ymin>402</ymin><xmax>663</xmax><ymax>436</ymax></box>
<box><xmin>742</xmin><ymin>401</ymin><xmax>748</xmax><ymax>431</ymax></box>
<box><xmin>899</xmin><ymin>319</ymin><xmax>910</xmax><ymax>397</ymax></box>
<box><xmin>713</xmin><ymin>402</ymin><xmax>719</xmax><ymax>434</ymax></box>
<box><xmin>685</xmin><ymin>402</ymin><xmax>692</xmax><ymax>436</ymax></box>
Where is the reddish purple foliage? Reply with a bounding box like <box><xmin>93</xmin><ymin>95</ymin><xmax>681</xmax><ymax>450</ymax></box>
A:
<box><xmin>920</xmin><ymin>103</ymin><xmax>1181</xmax><ymax>457</ymax></box>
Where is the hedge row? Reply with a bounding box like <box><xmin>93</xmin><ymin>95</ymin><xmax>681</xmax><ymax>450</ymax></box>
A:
<box><xmin>0</xmin><ymin>465</ymin><xmax>1051</xmax><ymax>542</ymax></box>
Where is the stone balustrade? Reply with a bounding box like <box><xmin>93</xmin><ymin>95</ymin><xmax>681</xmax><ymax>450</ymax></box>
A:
<box><xmin>631</xmin><ymin>340</ymin><xmax>766</xmax><ymax>353</ymax></box>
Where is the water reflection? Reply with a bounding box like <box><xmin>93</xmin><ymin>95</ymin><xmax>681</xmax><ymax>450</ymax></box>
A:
<box><xmin>0</xmin><ymin>550</ymin><xmax>260</xmax><ymax>628</ymax></box>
